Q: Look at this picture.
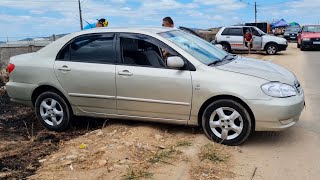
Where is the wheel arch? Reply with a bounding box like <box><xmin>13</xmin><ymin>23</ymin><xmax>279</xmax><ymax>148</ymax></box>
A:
<box><xmin>197</xmin><ymin>95</ymin><xmax>255</xmax><ymax>132</ymax></box>
<box><xmin>264</xmin><ymin>41</ymin><xmax>279</xmax><ymax>51</ymax></box>
<box><xmin>31</xmin><ymin>85</ymin><xmax>72</xmax><ymax>112</ymax></box>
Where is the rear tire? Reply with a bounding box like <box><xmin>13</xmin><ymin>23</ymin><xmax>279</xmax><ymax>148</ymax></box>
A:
<box><xmin>221</xmin><ymin>43</ymin><xmax>231</xmax><ymax>53</ymax></box>
<box><xmin>297</xmin><ymin>43</ymin><xmax>300</xmax><ymax>48</ymax></box>
<box><xmin>300</xmin><ymin>45</ymin><xmax>306</xmax><ymax>51</ymax></box>
<box><xmin>202</xmin><ymin>99</ymin><xmax>252</xmax><ymax>146</ymax></box>
<box><xmin>265</xmin><ymin>44</ymin><xmax>278</xmax><ymax>55</ymax></box>
<box><xmin>35</xmin><ymin>91</ymin><xmax>71</xmax><ymax>131</ymax></box>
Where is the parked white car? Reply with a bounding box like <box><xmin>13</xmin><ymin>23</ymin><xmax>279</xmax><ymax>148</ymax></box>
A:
<box><xmin>6</xmin><ymin>27</ymin><xmax>304</xmax><ymax>145</ymax></box>
<box><xmin>216</xmin><ymin>26</ymin><xmax>288</xmax><ymax>55</ymax></box>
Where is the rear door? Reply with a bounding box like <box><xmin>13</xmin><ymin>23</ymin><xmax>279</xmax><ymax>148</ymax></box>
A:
<box><xmin>54</xmin><ymin>33</ymin><xmax>117</xmax><ymax>114</ymax></box>
<box><xmin>222</xmin><ymin>28</ymin><xmax>244</xmax><ymax>50</ymax></box>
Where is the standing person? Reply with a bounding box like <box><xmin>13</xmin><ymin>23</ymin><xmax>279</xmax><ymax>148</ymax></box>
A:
<box><xmin>83</xmin><ymin>18</ymin><xmax>108</xmax><ymax>30</ymax></box>
<box><xmin>162</xmin><ymin>17</ymin><xmax>174</xmax><ymax>28</ymax></box>
<box><xmin>244</xmin><ymin>29</ymin><xmax>253</xmax><ymax>54</ymax></box>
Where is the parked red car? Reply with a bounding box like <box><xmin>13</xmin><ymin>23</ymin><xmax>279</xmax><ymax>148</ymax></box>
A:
<box><xmin>297</xmin><ymin>25</ymin><xmax>320</xmax><ymax>50</ymax></box>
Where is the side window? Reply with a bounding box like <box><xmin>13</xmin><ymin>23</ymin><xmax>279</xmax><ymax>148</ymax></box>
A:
<box><xmin>228</xmin><ymin>28</ymin><xmax>243</xmax><ymax>36</ymax></box>
<box><xmin>221</xmin><ymin>28</ymin><xmax>230</xmax><ymax>35</ymax></box>
<box><xmin>57</xmin><ymin>34</ymin><xmax>115</xmax><ymax>64</ymax></box>
<box><xmin>250</xmin><ymin>28</ymin><xmax>260</xmax><ymax>36</ymax></box>
<box><xmin>120</xmin><ymin>37</ymin><xmax>167</xmax><ymax>68</ymax></box>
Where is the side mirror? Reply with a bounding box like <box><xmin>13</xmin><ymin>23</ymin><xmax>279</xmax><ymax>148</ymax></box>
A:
<box><xmin>167</xmin><ymin>56</ymin><xmax>185</xmax><ymax>69</ymax></box>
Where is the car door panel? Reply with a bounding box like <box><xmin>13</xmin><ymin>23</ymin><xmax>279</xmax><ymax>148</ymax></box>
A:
<box><xmin>250</xmin><ymin>27</ymin><xmax>263</xmax><ymax>50</ymax></box>
<box><xmin>115</xmin><ymin>33</ymin><xmax>193</xmax><ymax>120</ymax></box>
<box><xmin>116</xmin><ymin>65</ymin><xmax>192</xmax><ymax>120</ymax></box>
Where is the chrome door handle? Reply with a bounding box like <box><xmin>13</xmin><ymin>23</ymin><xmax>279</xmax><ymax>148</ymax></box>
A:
<box><xmin>226</xmin><ymin>36</ymin><xmax>230</xmax><ymax>38</ymax></box>
<box><xmin>58</xmin><ymin>65</ymin><xmax>71</xmax><ymax>71</ymax></box>
<box><xmin>118</xmin><ymin>70</ymin><xmax>133</xmax><ymax>76</ymax></box>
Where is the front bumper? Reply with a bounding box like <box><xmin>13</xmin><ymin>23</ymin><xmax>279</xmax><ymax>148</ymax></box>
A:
<box><xmin>284</xmin><ymin>35</ymin><xmax>297</xmax><ymax>40</ymax></box>
<box><xmin>277</xmin><ymin>44</ymin><xmax>288</xmax><ymax>51</ymax></box>
<box><xmin>247</xmin><ymin>92</ymin><xmax>305</xmax><ymax>131</ymax></box>
<box><xmin>301</xmin><ymin>41</ymin><xmax>320</xmax><ymax>48</ymax></box>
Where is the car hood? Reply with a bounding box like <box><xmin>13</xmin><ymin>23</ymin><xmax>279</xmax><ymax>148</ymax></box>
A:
<box><xmin>216</xmin><ymin>56</ymin><xmax>296</xmax><ymax>85</ymax></box>
<box><xmin>262</xmin><ymin>35</ymin><xmax>287</xmax><ymax>44</ymax></box>
<box><xmin>302</xmin><ymin>32</ymin><xmax>320</xmax><ymax>38</ymax></box>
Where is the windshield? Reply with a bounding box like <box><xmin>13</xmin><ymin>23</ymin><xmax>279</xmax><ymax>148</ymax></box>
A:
<box><xmin>159</xmin><ymin>30</ymin><xmax>228</xmax><ymax>65</ymax></box>
<box><xmin>286</xmin><ymin>27</ymin><xmax>301</xmax><ymax>33</ymax></box>
<box><xmin>255</xmin><ymin>27</ymin><xmax>266</xmax><ymax>35</ymax></box>
<box><xmin>303</xmin><ymin>26</ymin><xmax>320</xmax><ymax>33</ymax></box>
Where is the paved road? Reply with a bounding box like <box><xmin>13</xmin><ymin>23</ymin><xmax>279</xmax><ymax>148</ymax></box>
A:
<box><xmin>228</xmin><ymin>44</ymin><xmax>320</xmax><ymax>180</ymax></box>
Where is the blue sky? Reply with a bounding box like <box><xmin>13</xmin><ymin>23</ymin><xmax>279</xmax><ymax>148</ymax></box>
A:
<box><xmin>0</xmin><ymin>0</ymin><xmax>319</xmax><ymax>41</ymax></box>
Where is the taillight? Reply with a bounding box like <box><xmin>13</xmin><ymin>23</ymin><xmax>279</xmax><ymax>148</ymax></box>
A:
<box><xmin>7</xmin><ymin>63</ymin><xmax>15</xmax><ymax>74</ymax></box>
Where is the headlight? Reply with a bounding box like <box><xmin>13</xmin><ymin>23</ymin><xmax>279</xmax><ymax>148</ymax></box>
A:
<box><xmin>261</xmin><ymin>82</ymin><xmax>297</xmax><ymax>98</ymax></box>
<box><xmin>303</xmin><ymin>38</ymin><xmax>310</xmax><ymax>41</ymax></box>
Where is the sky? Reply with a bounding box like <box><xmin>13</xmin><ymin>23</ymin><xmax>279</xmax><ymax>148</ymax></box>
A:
<box><xmin>0</xmin><ymin>0</ymin><xmax>320</xmax><ymax>41</ymax></box>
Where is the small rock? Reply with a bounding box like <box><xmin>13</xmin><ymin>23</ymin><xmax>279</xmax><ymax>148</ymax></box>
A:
<box><xmin>62</xmin><ymin>160</ymin><xmax>73</xmax><ymax>166</ymax></box>
<box><xmin>122</xmin><ymin>132</ymin><xmax>127</xmax><ymax>136</ymax></box>
<box><xmin>39</xmin><ymin>159</ymin><xmax>47</xmax><ymax>163</ymax></box>
<box><xmin>124</xmin><ymin>142</ymin><xmax>134</xmax><ymax>147</ymax></box>
<box><xmin>66</xmin><ymin>155</ymin><xmax>77</xmax><ymax>160</ymax></box>
<box><xmin>108</xmin><ymin>144</ymin><xmax>114</xmax><ymax>149</ymax></box>
<box><xmin>136</xmin><ymin>143</ymin><xmax>143</xmax><ymax>149</ymax></box>
<box><xmin>119</xmin><ymin>159</ymin><xmax>126</xmax><ymax>164</ymax></box>
<box><xmin>154</xmin><ymin>134</ymin><xmax>163</xmax><ymax>141</ymax></box>
<box><xmin>97</xmin><ymin>159</ymin><xmax>107</xmax><ymax>167</ymax></box>
<box><xmin>159</xmin><ymin>145</ymin><xmax>166</xmax><ymax>149</ymax></box>
<box><xmin>69</xmin><ymin>164</ymin><xmax>74</xmax><ymax>170</ymax></box>
<box><xmin>108</xmin><ymin>167</ymin><xmax>114</xmax><ymax>172</ymax></box>
<box><xmin>97</xmin><ymin>130</ymin><xmax>104</xmax><ymax>136</ymax></box>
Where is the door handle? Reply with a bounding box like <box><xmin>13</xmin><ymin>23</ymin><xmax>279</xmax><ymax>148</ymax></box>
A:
<box><xmin>117</xmin><ymin>70</ymin><xmax>133</xmax><ymax>76</ymax></box>
<box><xmin>58</xmin><ymin>65</ymin><xmax>71</xmax><ymax>72</ymax></box>
<box><xmin>226</xmin><ymin>36</ymin><xmax>230</xmax><ymax>38</ymax></box>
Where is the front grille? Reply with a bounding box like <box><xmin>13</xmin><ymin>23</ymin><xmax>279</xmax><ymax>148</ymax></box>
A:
<box><xmin>311</xmin><ymin>38</ymin><xmax>320</xmax><ymax>41</ymax></box>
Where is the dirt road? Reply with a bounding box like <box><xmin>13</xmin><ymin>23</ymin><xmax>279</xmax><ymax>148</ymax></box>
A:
<box><xmin>230</xmin><ymin>43</ymin><xmax>320</xmax><ymax>180</ymax></box>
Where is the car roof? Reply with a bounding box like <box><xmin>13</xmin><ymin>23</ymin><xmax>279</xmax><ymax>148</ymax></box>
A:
<box><xmin>223</xmin><ymin>26</ymin><xmax>254</xmax><ymax>28</ymax></box>
<box><xmin>80</xmin><ymin>27</ymin><xmax>174</xmax><ymax>34</ymax></box>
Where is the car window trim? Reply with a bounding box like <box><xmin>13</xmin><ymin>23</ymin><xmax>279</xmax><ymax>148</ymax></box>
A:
<box><xmin>117</xmin><ymin>32</ymin><xmax>195</xmax><ymax>71</ymax></box>
<box><xmin>55</xmin><ymin>33</ymin><xmax>117</xmax><ymax>65</ymax></box>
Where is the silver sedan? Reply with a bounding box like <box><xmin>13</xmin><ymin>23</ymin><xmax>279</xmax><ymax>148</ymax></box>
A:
<box><xmin>6</xmin><ymin>27</ymin><xmax>305</xmax><ymax>145</ymax></box>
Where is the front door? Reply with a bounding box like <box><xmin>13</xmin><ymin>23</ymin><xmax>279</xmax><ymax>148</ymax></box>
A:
<box><xmin>250</xmin><ymin>27</ymin><xmax>263</xmax><ymax>50</ymax></box>
<box><xmin>115</xmin><ymin>34</ymin><xmax>193</xmax><ymax>120</ymax></box>
<box><xmin>54</xmin><ymin>33</ymin><xmax>117</xmax><ymax>114</ymax></box>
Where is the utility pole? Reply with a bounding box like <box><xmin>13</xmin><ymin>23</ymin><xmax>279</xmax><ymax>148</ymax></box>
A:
<box><xmin>255</xmin><ymin>1</ymin><xmax>257</xmax><ymax>24</ymax></box>
<box><xmin>78</xmin><ymin>0</ymin><xmax>83</xmax><ymax>30</ymax></box>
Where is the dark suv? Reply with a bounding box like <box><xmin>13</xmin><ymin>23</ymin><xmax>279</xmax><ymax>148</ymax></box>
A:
<box><xmin>284</xmin><ymin>26</ymin><xmax>301</xmax><ymax>40</ymax></box>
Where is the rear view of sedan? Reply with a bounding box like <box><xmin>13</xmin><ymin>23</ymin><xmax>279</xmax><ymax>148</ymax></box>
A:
<box><xmin>6</xmin><ymin>27</ymin><xmax>304</xmax><ymax>145</ymax></box>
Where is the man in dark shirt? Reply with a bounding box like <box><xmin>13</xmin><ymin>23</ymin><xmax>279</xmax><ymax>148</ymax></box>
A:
<box><xmin>244</xmin><ymin>29</ymin><xmax>253</xmax><ymax>54</ymax></box>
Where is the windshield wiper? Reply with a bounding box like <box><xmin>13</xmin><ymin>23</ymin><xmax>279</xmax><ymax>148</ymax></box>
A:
<box><xmin>208</xmin><ymin>54</ymin><xmax>237</xmax><ymax>66</ymax></box>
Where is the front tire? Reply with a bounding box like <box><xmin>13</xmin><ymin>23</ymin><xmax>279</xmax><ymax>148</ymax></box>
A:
<box><xmin>202</xmin><ymin>99</ymin><xmax>252</xmax><ymax>146</ymax></box>
<box><xmin>266</xmin><ymin>44</ymin><xmax>278</xmax><ymax>55</ymax></box>
<box><xmin>35</xmin><ymin>91</ymin><xmax>71</xmax><ymax>131</ymax></box>
<box><xmin>221</xmin><ymin>43</ymin><xmax>231</xmax><ymax>53</ymax></box>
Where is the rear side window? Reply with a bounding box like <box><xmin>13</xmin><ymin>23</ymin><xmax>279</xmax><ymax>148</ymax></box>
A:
<box><xmin>221</xmin><ymin>28</ymin><xmax>243</xmax><ymax>36</ymax></box>
<box><xmin>57</xmin><ymin>34</ymin><xmax>115</xmax><ymax>64</ymax></box>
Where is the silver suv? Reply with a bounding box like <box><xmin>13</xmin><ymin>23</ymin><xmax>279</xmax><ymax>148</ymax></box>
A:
<box><xmin>216</xmin><ymin>26</ymin><xmax>288</xmax><ymax>55</ymax></box>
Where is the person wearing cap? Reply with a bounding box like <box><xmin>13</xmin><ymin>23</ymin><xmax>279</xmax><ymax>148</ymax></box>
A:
<box><xmin>83</xmin><ymin>18</ymin><xmax>108</xmax><ymax>30</ymax></box>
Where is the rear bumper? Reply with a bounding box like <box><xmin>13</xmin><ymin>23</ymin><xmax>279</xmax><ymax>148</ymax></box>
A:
<box><xmin>247</xmin><ymin>93</ymin><xmax>305</xmax><ymax>131</ymax></box>
<box><xmin>6</xmin><ymin>81</ymin><xmax>37</xmax><ymax>107</ymax></box>
<box><xmin>277</xmin><ymin>44</ymin><xmax>288</xmax><ymax>51</ymax></box>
